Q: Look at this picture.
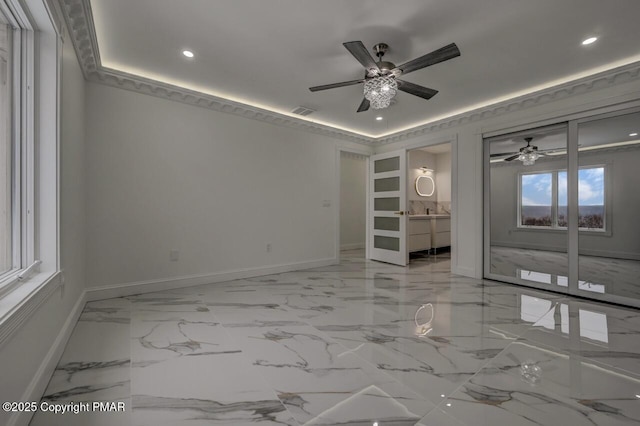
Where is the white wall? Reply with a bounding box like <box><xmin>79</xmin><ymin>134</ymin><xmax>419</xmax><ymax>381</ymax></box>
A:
<box><xmin>377</xmin><ymin>77</ymin><xmax>640</xmax><ymax>278</ymax></box>
<box><xmin>435</xmin><ymin>151</ymin><xmax>451</xmax><ymax>205</ymax></box>
<box><xmin>0</xmin><ymin>27</ymin><xmax>86</xmax><ymax>425</ymax></box>
<box><xmin>408</xmin><ymin>150</ymin><xmax>436</xmax><ymax>202</ymax></box>
<box><xmin>85</xmin><ymin>83</ymin><xmax>367</xmax><ymax>290</ymax></box>
<box><xmin>340</xmin><ymin>152</ymin><xmax>366</xmax><ymax>250</ymax></box>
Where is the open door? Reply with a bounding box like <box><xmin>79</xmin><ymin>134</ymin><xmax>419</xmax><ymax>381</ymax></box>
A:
<box><xmin>369</xmin><ymin>149</ymin><xmax>408</xmax><ymax>266</ymax></box>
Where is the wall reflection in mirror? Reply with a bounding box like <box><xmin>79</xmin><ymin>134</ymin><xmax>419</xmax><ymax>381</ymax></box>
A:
<box><xmin>485</xmin><ymin>109</ymin><xmax>640</xmax><ymax>307</ymax></box>
<box><xmin>577</xmin><ymin>111</ymin><xmax>640</xmax><ymax>301</ymax></box>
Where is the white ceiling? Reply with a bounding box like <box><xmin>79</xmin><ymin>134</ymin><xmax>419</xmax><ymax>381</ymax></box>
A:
<box><xmin>90</xmin><ymin>0</ymin><xmax>640</xmax><ymax>138</ymax></box>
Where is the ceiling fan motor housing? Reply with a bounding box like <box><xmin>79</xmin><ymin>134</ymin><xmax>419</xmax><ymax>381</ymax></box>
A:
<box><xmin>371</xmin><ymin>43</ymin><xmax>396</xmax><ymax>75</ymax></box>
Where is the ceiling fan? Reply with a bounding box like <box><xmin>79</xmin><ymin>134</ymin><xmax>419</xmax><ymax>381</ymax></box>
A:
<box><xmin>491</xmin><ymin>137</ymin><xmax>559</xmax><ymax>165</ymax></box>
<box><xmin>309</xmin><ymin>41</ymin><xmax>460</xmax><ymax>111</ymax></box>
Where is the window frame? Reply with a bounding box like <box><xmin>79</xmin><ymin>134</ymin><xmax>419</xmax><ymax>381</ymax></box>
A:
<box><xmin>518</xmin><ymin>165</ymin><xmax>607</xmax><ymax>233</ymax></box>
<box><xmin>0</xmin><ymin>3</ymin><xmax>28</xmax><ymax>293</ymax></box>
<box><xmin>0</xmin><ymin>0</ymin><xmax>60</xmax><ymax>303</ymax></box>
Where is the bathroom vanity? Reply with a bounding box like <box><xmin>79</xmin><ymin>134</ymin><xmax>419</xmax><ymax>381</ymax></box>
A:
<box><xmin>408</xmin><ymin>214</ymin><xmax>450</xmax><ymax>253</ymax></box>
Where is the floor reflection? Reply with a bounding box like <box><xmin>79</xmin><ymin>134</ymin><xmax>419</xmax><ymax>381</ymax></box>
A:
<box><xmin>491</xmin><ymin>246</ymin><xmax>640</xmax><ymax>302</ymax></box>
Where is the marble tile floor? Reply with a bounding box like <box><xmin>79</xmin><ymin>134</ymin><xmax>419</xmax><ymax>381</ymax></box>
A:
<box><xmin>29</xmin><ymin>249</ymin><xmax>640</xmax><ymax>425</ymax></box>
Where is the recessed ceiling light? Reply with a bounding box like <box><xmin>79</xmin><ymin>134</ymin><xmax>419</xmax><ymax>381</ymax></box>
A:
<box><xmin>630</xmin><ymin>132</ymin><xmax>638</xmax><ymax>137</ymax></box>
<box><xmin>182</xmin><ymin>50</ymin><xmax>195</xmax><ymax>58</ymax></box>
<box><xmin>582</xmin><ymin>37</ymin><xmax>598</xmax><ymax>46</ymax></box>
<box><xmin>376</xmin><ymin>116</ymin><xmax>383</xmax><ymax>121</ymax></box>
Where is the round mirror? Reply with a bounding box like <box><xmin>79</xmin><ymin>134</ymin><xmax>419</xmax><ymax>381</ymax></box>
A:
<box><xmin>415</xmin><ymin>175</ymin><xmax>435</xmax><ymax>197</ymax></box>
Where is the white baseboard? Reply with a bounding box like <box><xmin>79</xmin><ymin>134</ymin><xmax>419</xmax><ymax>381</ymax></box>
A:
<box><xmin>492</xmin><ymin>241</ymin><xmax>640</xmax><ymax>261</ymax></box>
<box><xmin>340</xmin><ymin>243</ymin><xmax>365</xmax><ymax>251</ymax></box>
<box><xmin>10</xmin><ymin>290</ymin><xmax>87</xmax><ymax>426</ymax></box>
<box><xmin>86</xmin><ymin>258</ymin><xmax>338</xmax><ymax>301</ymax></box>
<box><xmin>452</xmin><ymin>265</ymin><xmax>478</xmax><ymax>278</ymax></box>
<box><xmin>491</xmin><ymin>241</ymin><xmax>566</xmax><ymax>253</ymax></box>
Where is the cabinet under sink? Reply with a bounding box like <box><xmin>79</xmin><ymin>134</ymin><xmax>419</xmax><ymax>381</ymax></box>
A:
<box><xmin>408</xmin><ymin>216</ymin><xmax>451</xmax><ymax>253</ymax></box>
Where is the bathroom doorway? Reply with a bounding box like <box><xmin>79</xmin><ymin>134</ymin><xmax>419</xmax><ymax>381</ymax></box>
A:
<box><xmin>407</xmin><ymin>143</ymin><xmax>452</xmax><ymax>268</ymax></box>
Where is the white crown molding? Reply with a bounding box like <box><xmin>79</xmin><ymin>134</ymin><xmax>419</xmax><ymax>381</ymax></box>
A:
<box><xmin>376</xmin><ymin>62</ymin><xmax>640</xmax><ymax>145</ymax></box>
<box><xmin>58</xmin><ymin>0</ymin><xmax>640</xmax><ymax>147</ymax></box>
<box><xmin>90</xmin><ymin>67</ymin><xmax>373</xmax><ymax>145</ymax></box>
<box><xmin>59</xmin><ymin>0</ymin><xmax>100</xmax><ymax>77</ymax></box>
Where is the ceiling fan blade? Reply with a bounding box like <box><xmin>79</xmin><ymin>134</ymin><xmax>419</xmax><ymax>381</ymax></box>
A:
<box><xmin>539</xmin><ymin>148</ymin><xmax>566</xmax><ymax>154</ymax></box>
<box><xmin>357</xmin><ymin>98</ymin><xmax>370</xmax><ymax>112</ymax></box>
<box><xmin>504</xmin><ymin>154</ymin><xmax>521</xmax><ymax>162</ymax></box>
<box><xmin>397</xmin><ymin>80</ymin><xmax>439</xmax><ymax>100</ymax></box>
<box><xmin>343</xmin><ymin>41</ymin><xmax>380</xmax><ymax>73</ymax></box>
<box><xmin>396</xmin><ymin>43</ymin><xmax>461</xmax><ymax>75</ymax></box>
<box><xmin>490</xmin><ymin>152</ymin><xmax>518</xmax><ymax>158</ymax></box>
<box><xmin>309</xmin><ymin>79</ymin><xmax>363</xmax><ymax>92</ymax></box>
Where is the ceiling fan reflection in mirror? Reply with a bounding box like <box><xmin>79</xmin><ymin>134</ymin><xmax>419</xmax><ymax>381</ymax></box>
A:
<box><xmin>309</xmin><ymin>41</ymin><xmax>461</xmax><ymax>112</ymax></box>
<box><xmin>491</xmin><ymin>137</ymin><xmax>563</xmax><ymax>165</ymax></box>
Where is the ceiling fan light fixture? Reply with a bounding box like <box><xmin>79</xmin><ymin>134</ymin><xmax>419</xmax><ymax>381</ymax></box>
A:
<box><xmin>519</xmin><ymin>151</ymin><xmax>540</xmax><ymax>166</ymax></box>
<box><xmin>364</xmin><ymin>75</ymin><xmax>397</xmax><ymax>109</ymax></box>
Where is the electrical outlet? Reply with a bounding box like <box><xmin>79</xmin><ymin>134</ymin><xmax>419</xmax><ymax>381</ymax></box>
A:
<box><xmin>266</xmin><ymin>244</ymin><xmax>272</xmax><ymax>252</ymax></box>
<box><xmin>170</xmin><ymin>249</ymin><xmax>180</xmax><ymax>261</ymax></box>
<box><xmin>322</xmin><ymin>200</ymin><xmax>331</xmax><ymax>207</ymax></box>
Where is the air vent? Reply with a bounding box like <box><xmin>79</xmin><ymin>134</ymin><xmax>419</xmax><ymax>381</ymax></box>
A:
<box><xmin>291</xmin><ymin>106</ymin><xmax>316</xmax><ymax>116</ymax></box>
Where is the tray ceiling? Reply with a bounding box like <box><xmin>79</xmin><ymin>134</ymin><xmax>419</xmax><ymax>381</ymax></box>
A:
<box><xmin>83</xmin><ymin>0</ymin><xmax>640</xmax><ymax>139</ymax></box>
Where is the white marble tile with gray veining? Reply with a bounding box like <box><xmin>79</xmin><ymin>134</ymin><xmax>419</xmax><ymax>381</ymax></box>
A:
<box><xmin>29</xmin><ymin>249</ymin><xmax>640</xmax><ymax>426</ymax></box>
<box><xmin>223</xmin><ymin>323</ymin><xmax>433</xmax><ymax>424</ymax></box>
<box><xmin>30</xmin><ymin>299</ymin><xmax>132</xmax><ymax>426</ymax></box>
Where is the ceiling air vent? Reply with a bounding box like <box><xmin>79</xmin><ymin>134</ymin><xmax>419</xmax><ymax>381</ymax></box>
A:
<box><xmin>291</xmin><ymin>106</ymin><xmax>316</xmax><ymax>116</ymax></box>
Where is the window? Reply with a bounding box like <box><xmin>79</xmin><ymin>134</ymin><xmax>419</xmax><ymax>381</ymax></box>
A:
<box><xmin>0</xmin><ymin>0</ymin><xmax>59</xmax><ymax>301</ymax></box>
<box><xmin>520</xmin><ymin>173</ymin><xmax>553</xmax><ymax>226</ymax></box>
<box><xmin>0</xmin><ymin>8</ymin><xmax>14</xmax><ymax>281</ymax></box>
<box><xmin>519</xmin><ymin>167</ymin><xmax>605</xmax><ymax>230</ymax></box>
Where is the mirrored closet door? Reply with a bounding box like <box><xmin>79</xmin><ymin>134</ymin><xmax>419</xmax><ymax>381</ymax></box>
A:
<box><xmin>484</xmin><ymin>108</ymin><xmax>640</xmax><ymax>308</ymax></box>
<box><xmin>576</xmin><ymin>110</ymin><xmax>640</xmax><ymax>304</ymax></box>
<box><xmin>485</xmin><ymin>124</ymin><xmax>569</xmax><ymax>290</ymax></box>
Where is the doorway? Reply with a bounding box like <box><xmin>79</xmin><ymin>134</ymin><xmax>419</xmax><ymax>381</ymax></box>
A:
<box><xmin>407</xmin><ymin>143</ymin><xmax>452</xmax><ymax>268</ymax></box>
<box><xmin>367</xmin><ymin>142</ymin><xmax>454</xmax><ymax>267</ymax></box>
<box><xmin>339</xmin><ymin>151</ymin><xmax>368</xmax><ymax>260</ymax></box>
